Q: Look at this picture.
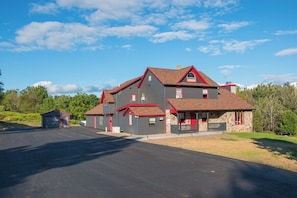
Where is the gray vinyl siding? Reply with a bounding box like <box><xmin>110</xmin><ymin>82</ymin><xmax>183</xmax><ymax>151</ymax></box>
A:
<box><xmin>136</xmin><ymin>117</ymin><xmax>164</xmax><ymax>135</ymax></box>
<box><xmin>86</xmin><ymin>116</ymin><xmax>94</xmax><ymax>128</ymax></box>
<box><xmin>118</xmin><ymin>113</ymin><xmax>164</xmax><ymax>135</ymax></box>
<box><xmin>166</xmin><ymin>86</ymin><xmax>218</xmax><ymax>99</ymax></box>
<box><xmin>138</xmin><ymin>71</ymin><xmax>166</xmax><ymax>108</ymax></box>
<box><xmin>86</xmin><ymin>115</ymin><xmax>106</xmax><ymax>130</ymax></box>
<box><xmin>114</xmin><ymin>81</ymin><xmax>140</xmax><ymax>108</ymax></box>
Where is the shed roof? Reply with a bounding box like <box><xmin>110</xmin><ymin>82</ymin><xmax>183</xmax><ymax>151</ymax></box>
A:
<box><xmin>41</xmin><ymin>109</ymin><xmax>70</xmax><ymax>116</ymax></box>
<box><xmin>168</xmin><ymin>89</ymin><xmax>254</xmax><ymax>111</ymax></box>
<box><xmin>85</xmin><ymin>104</ymin><xmax>104</xmax><ymax>115</ymax></box>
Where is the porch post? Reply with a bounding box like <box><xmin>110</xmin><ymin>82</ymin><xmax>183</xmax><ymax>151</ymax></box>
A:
<box><xmin>196</xmin><ymin>112</ymin><xmax>199</xmax><ymax>132</ymax></box>
<box><xmin>206</xmin><ymin>112</ymin><xmax>209</xmax><ymax>131</ymax></box>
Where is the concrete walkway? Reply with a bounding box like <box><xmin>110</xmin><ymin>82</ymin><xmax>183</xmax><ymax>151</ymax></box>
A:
<box><xmin>96</xmin><ymin>131</ymin><xmax>224</xmax><ymax>141</ymax></box>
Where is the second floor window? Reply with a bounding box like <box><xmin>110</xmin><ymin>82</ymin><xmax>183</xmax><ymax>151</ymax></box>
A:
<box><xmin>203</xmin><ymin>89</ymin><xmax>208</xmax><ymax>99</ymax></box>
<box><xmin>176</xmin><ymin>88</ymin><xmax>183</xmax><ymax>98</ymax></box>
<box><xmin>132</xmin><ymin>94</ymin><xmax>136</xmax><ymax>102</ymax></box>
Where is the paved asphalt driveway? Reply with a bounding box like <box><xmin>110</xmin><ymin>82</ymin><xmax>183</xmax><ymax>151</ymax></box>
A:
<box><xmin>0</xmin><ymin>127</ymin><xmax>297</xmax><ymax>198</ymax></box>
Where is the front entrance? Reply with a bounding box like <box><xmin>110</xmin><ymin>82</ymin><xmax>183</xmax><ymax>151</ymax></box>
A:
<box><xmin>190</xmin><ymin>112</ymin><xmax>197</xmax><ymax>130</ymax></box>
<box><xmin>108</xmin><ymin>116</ymin><xmax>113</xmax><ymax>131</ymax></box>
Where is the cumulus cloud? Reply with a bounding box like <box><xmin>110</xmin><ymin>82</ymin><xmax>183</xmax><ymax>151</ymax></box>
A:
<box><xmin>2</xmin><ymin>0</ymin><xmax>241</xmax><ymax>51</ymax></box>
<box><xmin>199</xmin><ymin>39</ymin><xmax>269</xmax><ymax>55</ymax></box>
<box><xmin>274</xmin><ymin>30</ymin><xmax>297</xmax><ymax>35</ymax></box>
<box><xmin>218</xmin><ymin>65</ymin><xmax>241</xmax><ymax>77</ymax></box>
<box><xmin>218</xmin><ymin>21</ymin><xmax>250</xmax><ymax>32</ymax></box>
<box><xmin>30</xmin><ymin>3</ymin><xmax>59</xmax><ymax>14</ymax></box>
<box><xmin>173</xmin><ymin>19</ymin><xmax>210</xmax><ymax>31</ymax></box>
<box><xmin>275</xmin><ymin>48</ymin><xmax>297</xmax><ymax>56</ymax></box>
<box><xmin>261</xmin><ymin>73</ymin><xmax>297</xmax><ymax>84</ymax></box>
<box><xmin>150</xmin><ymin>31</ymin><xmax>195</xmax><ymax>43</ymax></box>
<box><xmin>32</xmin><ymin>81</ymin><xmax>112</xmax><ymax>94</ymax></box>
<box><xmin>15</xmin><ymin>22</ymin><xmax>97</xmax><ymax>51</ymax></box>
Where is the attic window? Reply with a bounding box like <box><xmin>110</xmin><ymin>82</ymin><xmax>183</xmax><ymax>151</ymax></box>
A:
<box><xmin>187</xmin><ymin>72</ymin><xmax>196</xmax><ymax>82</ymax></box>
<box><xmin>148</xmin><ymin>75</ymin><xmax>152</xmax><ymax>81</ymax></box>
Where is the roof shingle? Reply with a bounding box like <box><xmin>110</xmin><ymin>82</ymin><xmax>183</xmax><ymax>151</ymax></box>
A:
<box><xmin>168</xmin><ymin>89</ymin><xmax>254</xmax><ymax>111</ymax></box>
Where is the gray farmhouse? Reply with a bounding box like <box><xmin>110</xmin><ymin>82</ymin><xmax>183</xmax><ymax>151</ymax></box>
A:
<box><xmin>85</xmin><ymin>65</ymin><xmax>254</xmax><ymax>135</ymax></box>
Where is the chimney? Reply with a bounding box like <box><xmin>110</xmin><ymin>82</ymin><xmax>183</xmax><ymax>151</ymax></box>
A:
<box><xmin>176</xmin><ymin>65</ymin><xmax>182</xmax><ymax>70</ymax></box>
<box><xmin>221</xmin><ymin>83</ymin><xmax>237</xmax><ymax>94</ymax></box>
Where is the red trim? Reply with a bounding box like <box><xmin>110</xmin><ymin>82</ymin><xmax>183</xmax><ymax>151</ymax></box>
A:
<box><xmin>111</xmin><ymin>77</ymin><xmax>142</xmax><ymax>94</ymax></box>
<box><xmin>138</xmin><ymin>68</ymin><xmax>165</xmax><ymax>88</ymax></box>
<box><xmin>167</xmin><ymin>99</ymin><xmax>177</xmax><ymax>112</ymax></box>
<box><xmin>221</xmin><ymin>84</ymin><xmax>237</xmax><ymax>88</ymax></box>
<box><xmin>117</xmin><ymin>103</ymin><xmax>159</xmax><ymax>112</ymax></box>
<box><xmin>177</xmin><ymin>66</ymin><xmax>207</xmax><ymax>84</ymax></box>
<box><xmin>100</xmin><ymin>91</ymin><xmax>105</xmax><ymax>104</ymax></box>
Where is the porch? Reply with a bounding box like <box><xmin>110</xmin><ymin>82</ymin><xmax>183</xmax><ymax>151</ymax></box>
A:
<box><xmin>170</xmin><ymin>122</ymin><xmax>226</xmax><ymax>134</ymax></box>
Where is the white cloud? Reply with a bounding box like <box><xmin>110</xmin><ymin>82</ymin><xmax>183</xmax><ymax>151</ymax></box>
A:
<box><xmin>218</xmin><ymin>21</ymin><xmax>250</xmax><ymax>32</ymax></box>
<box><xmin>203</xmin><ymin>0</ymin><xmax>238</xmax><ymax>8</ymax></box>
<box><xmin>218</xmin><ymin>65</ymin><xmax>241</xmax><ymax>69</ymax></box>
<box><xmin>32</xmin><ymin>81</ymin><xmax>82</xmax><ymax>94</ymax></box>
<box><xmin>103</xmin><ymin>25</ymin><xmax>158</xmax><ymax>37</ymax></box>
<box><xmin>150</xmin><ymin>31</ymin><xmax>195</xmax><ymax>43</ymax></box>
<box><xmin>218</xmin><ymin>65</ymin><xmax>241</xmax><ymax>77</ymax></box>
<box><xmin>32</xmin><ymin>81</ymin><xmax>112</xmax><ymax>94</ymax></box>
<box><xmin>275</xmin><ymin>48</ymin><xmax>297</xmax><ymax>56</ymax></box>
<box><xmin>30</xmin><ymin>3</ymin><xmax>59</xmax><ymax>14</ymax></box>
<box><xmin>15</xmin><ymin>22</ymin><xmax>97</xmax><ymax>51</ymax></box>
<box><xmin>2</xmin><ymin>0</ymin><xmax>242</xmax><ymax>51</ymax></box>
<box><xmin>199</xmin><ymin>39</ymin><xmax>269</xmax><ymax>55</ymax></box>
<box><xmin>261</xmin><ymin>73</ymin><xmax>297</xmax><ymax>84</ymax></box>
<box><xmin>122</xmin><ymin>44</ymin><xmax>132</xmax><ymax>49</ymax></box>
<box><xmin>185</xmin><ymin>47</ymin><xmax>192</xmax><ymax>52</ymax></box>
<box><xmin>274</xmin><ymin>30</ymin><xmax>297</xmax><ymax>35</ymax></box>
<box><xmin>173</xmin><ymin>19</ymin><xmax>210</xmax><ymax>31</ymax></box>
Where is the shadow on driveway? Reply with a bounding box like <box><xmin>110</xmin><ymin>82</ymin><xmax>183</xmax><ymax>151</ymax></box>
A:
<box><xmin>0</xmin><ymin>130</ymin><xmax>135</xmax><ymax>190</ymax></box>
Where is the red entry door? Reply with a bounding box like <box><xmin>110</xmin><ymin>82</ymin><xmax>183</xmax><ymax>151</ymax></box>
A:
<box><xmin>108</xmin><ymin>116</ymin><xmax>112</xmax><ymax>131</ymax></box>
<box><xmin>190</xmin><ymin>112</ymin><xmax>197</xmax><ymax>130</ymax></box>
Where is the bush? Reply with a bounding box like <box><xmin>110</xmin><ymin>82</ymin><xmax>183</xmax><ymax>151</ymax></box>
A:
<box><xmin>280</xmin><ymin>110</ymin><xmax>297</xmax><ymax>136</ymax></box>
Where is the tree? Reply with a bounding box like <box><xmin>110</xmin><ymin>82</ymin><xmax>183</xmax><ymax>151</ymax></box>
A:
<box><xmin>54</xmin><ymin>95</ymin><xmax>71</xmax><ymax>112</ymax></box>
<box><xmin>280</xmin><ymin>110</ymin><xmax>297</xmax><ymax>136</ymax></box>
<box><xmin>69</xmin><ymin>93</ymin><xmax>99</xmax><ymax>120</ymax></box>
<box><xmin>2</xmin><ymin>90</ymin><xmax>20</xmax><ymax>112</ymax></box>
<box><xmin>19</xmin><ymin>86</ymin><xmax>48</xmax><ymax>113</ymax></box>
<box><xmin>39</xmin><ymin>96</ymin><xmax>55</xmax><ymax>113</ymax></box>
<box><xmin>253</xmin><ymin>108</ymin><xmax>264</xmax><ymax>132</ymax></box>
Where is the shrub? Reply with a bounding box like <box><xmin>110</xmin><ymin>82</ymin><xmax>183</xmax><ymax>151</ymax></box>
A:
<box><xmin>280</xmin><ymin>110</ymin><xmax>297</xmax><ymax>136</ymax></box>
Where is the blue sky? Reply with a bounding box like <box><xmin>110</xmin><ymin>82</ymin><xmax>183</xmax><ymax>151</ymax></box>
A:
<box><xmin>0</xmin><ymin>0</ymin><xmax>296</xmax><ymax>95</ymax></box>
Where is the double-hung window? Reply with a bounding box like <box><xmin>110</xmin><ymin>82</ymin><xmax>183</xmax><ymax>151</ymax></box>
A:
<box><xmin>235</xmin><ymin>111</ymin><xmax>244</xmax><ymax>125</ymax></box>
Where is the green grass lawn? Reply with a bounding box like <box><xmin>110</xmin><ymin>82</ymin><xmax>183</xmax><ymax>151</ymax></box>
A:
<box><xmin>229</xmin><ymin>132</ymin><xmax>297</xmax><ymax>161</ymax></box>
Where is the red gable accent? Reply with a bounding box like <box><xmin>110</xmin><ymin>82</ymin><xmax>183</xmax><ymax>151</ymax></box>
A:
<box><xmin>178</xmin><ymin>65</ymin><xmax>207</xmax><ymax>84</ymax></box>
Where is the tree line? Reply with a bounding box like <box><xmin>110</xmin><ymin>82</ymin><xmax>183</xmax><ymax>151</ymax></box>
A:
<box><xmin>0</xmin><ymin>86</ymin><xmax>99</xmax><ymax>121</ymax></box>
<box><xmin>237</xmin><ymin>83</ymin><xmax>297</xmax><ymax>135</ymax></box>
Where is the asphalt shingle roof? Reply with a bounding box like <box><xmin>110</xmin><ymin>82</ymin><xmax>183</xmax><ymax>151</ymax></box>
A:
<box><xmin>168</xmin><ymin>88</ymin><xmax>254</xmax><ymax>111</ymax></box>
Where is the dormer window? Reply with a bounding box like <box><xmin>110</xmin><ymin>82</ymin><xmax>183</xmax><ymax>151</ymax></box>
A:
<box><xmin>187</xmin><ymin>72</ymin><xmax>196</xmax><ymax>82</ymax></box>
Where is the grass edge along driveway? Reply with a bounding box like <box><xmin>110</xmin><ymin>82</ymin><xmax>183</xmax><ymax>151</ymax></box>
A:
<box><xmin>147</xmin><ymin>132</ymin><xmax>297</xmax><ymax>173</ymax></box>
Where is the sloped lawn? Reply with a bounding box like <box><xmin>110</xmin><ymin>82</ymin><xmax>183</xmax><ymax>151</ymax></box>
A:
<box><xmin>147</xmin><ymin>132</ymin><xmax>297</xmax><ymax>172</ymax></box>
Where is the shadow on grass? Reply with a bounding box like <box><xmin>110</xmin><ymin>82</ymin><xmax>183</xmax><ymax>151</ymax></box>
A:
<box><xmin>253</xmin><ymin>138</ymin><xmax>297</xmax><ymax>161</ymax></box>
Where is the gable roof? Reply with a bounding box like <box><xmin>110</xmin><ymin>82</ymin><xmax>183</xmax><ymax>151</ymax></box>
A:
<box><xmin>138</xmin><ymin>65</ymin><xmax>218</xmax><ymax>88</ymax></box>
<box><xmin>85</xmin><ymin>104</ymin><xmax>104</xmax><ymax>115</ymax></box>
<box><xmin>100</xmin><ymin>90</ymin><xmax>114</xmax><ymax>104</ymax></box>
<box><xmin>110</xmin><ymin>76</ymin><xmax>142</xmax><ymax>94</ymax></box>
<box><xmin>167</xmin><ymin>89</ymin><xmax>254</xmax><ymax>111</ymax></box>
